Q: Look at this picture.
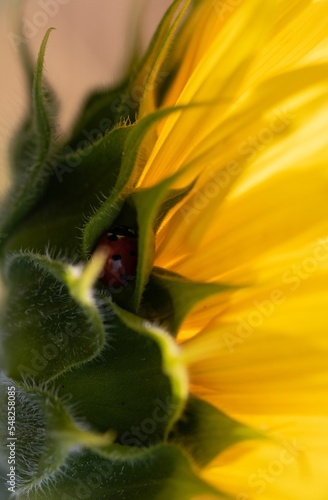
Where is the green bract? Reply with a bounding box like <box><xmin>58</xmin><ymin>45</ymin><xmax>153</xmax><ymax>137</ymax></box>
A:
<box><xmin>0</xmin><ymin>3</ymin><xmax>260</xmax><ymax>498</ymax></box>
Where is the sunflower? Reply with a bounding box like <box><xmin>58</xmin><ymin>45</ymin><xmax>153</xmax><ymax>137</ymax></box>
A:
<box><xmin>1</xmin><ymin>0</ymin><xmax>328</xmax><ymax>499</ymax></box>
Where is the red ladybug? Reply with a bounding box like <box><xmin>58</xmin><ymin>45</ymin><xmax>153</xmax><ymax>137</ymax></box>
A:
<box><xmin>97</xmin><ymin>225</ymin><xmax>138</xmax><ymax>289</ymax></box>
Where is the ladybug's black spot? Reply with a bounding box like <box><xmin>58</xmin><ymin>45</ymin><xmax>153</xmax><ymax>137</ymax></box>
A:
<box><xmin>112</xmin><ymin>254</ymin><xmax>121</xmax><ymax>261</ymax></box>
<box><xmin>107</xmin><ymin>234</ymin><xmax>118</xmax><ymax>242</ymax></box>
<box><xmin>130</xmin><ymin>251</ymin><xmax>137</xmax><ymax>257</ymax></box>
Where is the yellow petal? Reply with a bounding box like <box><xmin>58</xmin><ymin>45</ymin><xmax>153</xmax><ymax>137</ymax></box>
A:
<box><xmin>136</xmin><ymin>0</ymin><xmax>276</xmax><ymax>188</ymax></box>
<box><xmin>246</xmin><ymin>0</ymin><xmax>328</xmax><ymax>87</ymax></box>
<box><xmin>201</xmin><ymin>417</ymin><xmax>328</xmax><ymax>500</ymax></box>
<box><xmin>182</xmin><ymin>265</ymin><xmax>328</xmax><ymax>416</ymax></box>
<box><xmin>155</xmin><ymin>157</ymin><xmax>328</xmax><ymax>285</ymax></box>
<box><xmin>162</xmin><ymin>0</ymin><xmax>239</xmax><ymax>108</ymax></box>
<box><xmin>137</xmin><ymin>0</ymin><xmax>328</xmax><ymax>190</ymax></box>
<box><xmin>164</xmin><ymin>0</ymin><xmax>328</xmax><ymax>107</ymax></box>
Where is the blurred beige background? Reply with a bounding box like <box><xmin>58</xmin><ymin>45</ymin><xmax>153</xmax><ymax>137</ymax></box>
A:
<box><xmin>0</xmin><ymin>0</ymin><xmax>172</xmax><ymax>199</ymax></box>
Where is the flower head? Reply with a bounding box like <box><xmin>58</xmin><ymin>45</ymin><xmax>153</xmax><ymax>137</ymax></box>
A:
<box><xmin>1</xmin><ymin>0</ymin><xmax>328</xmax><ymax>499</ymax></box>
